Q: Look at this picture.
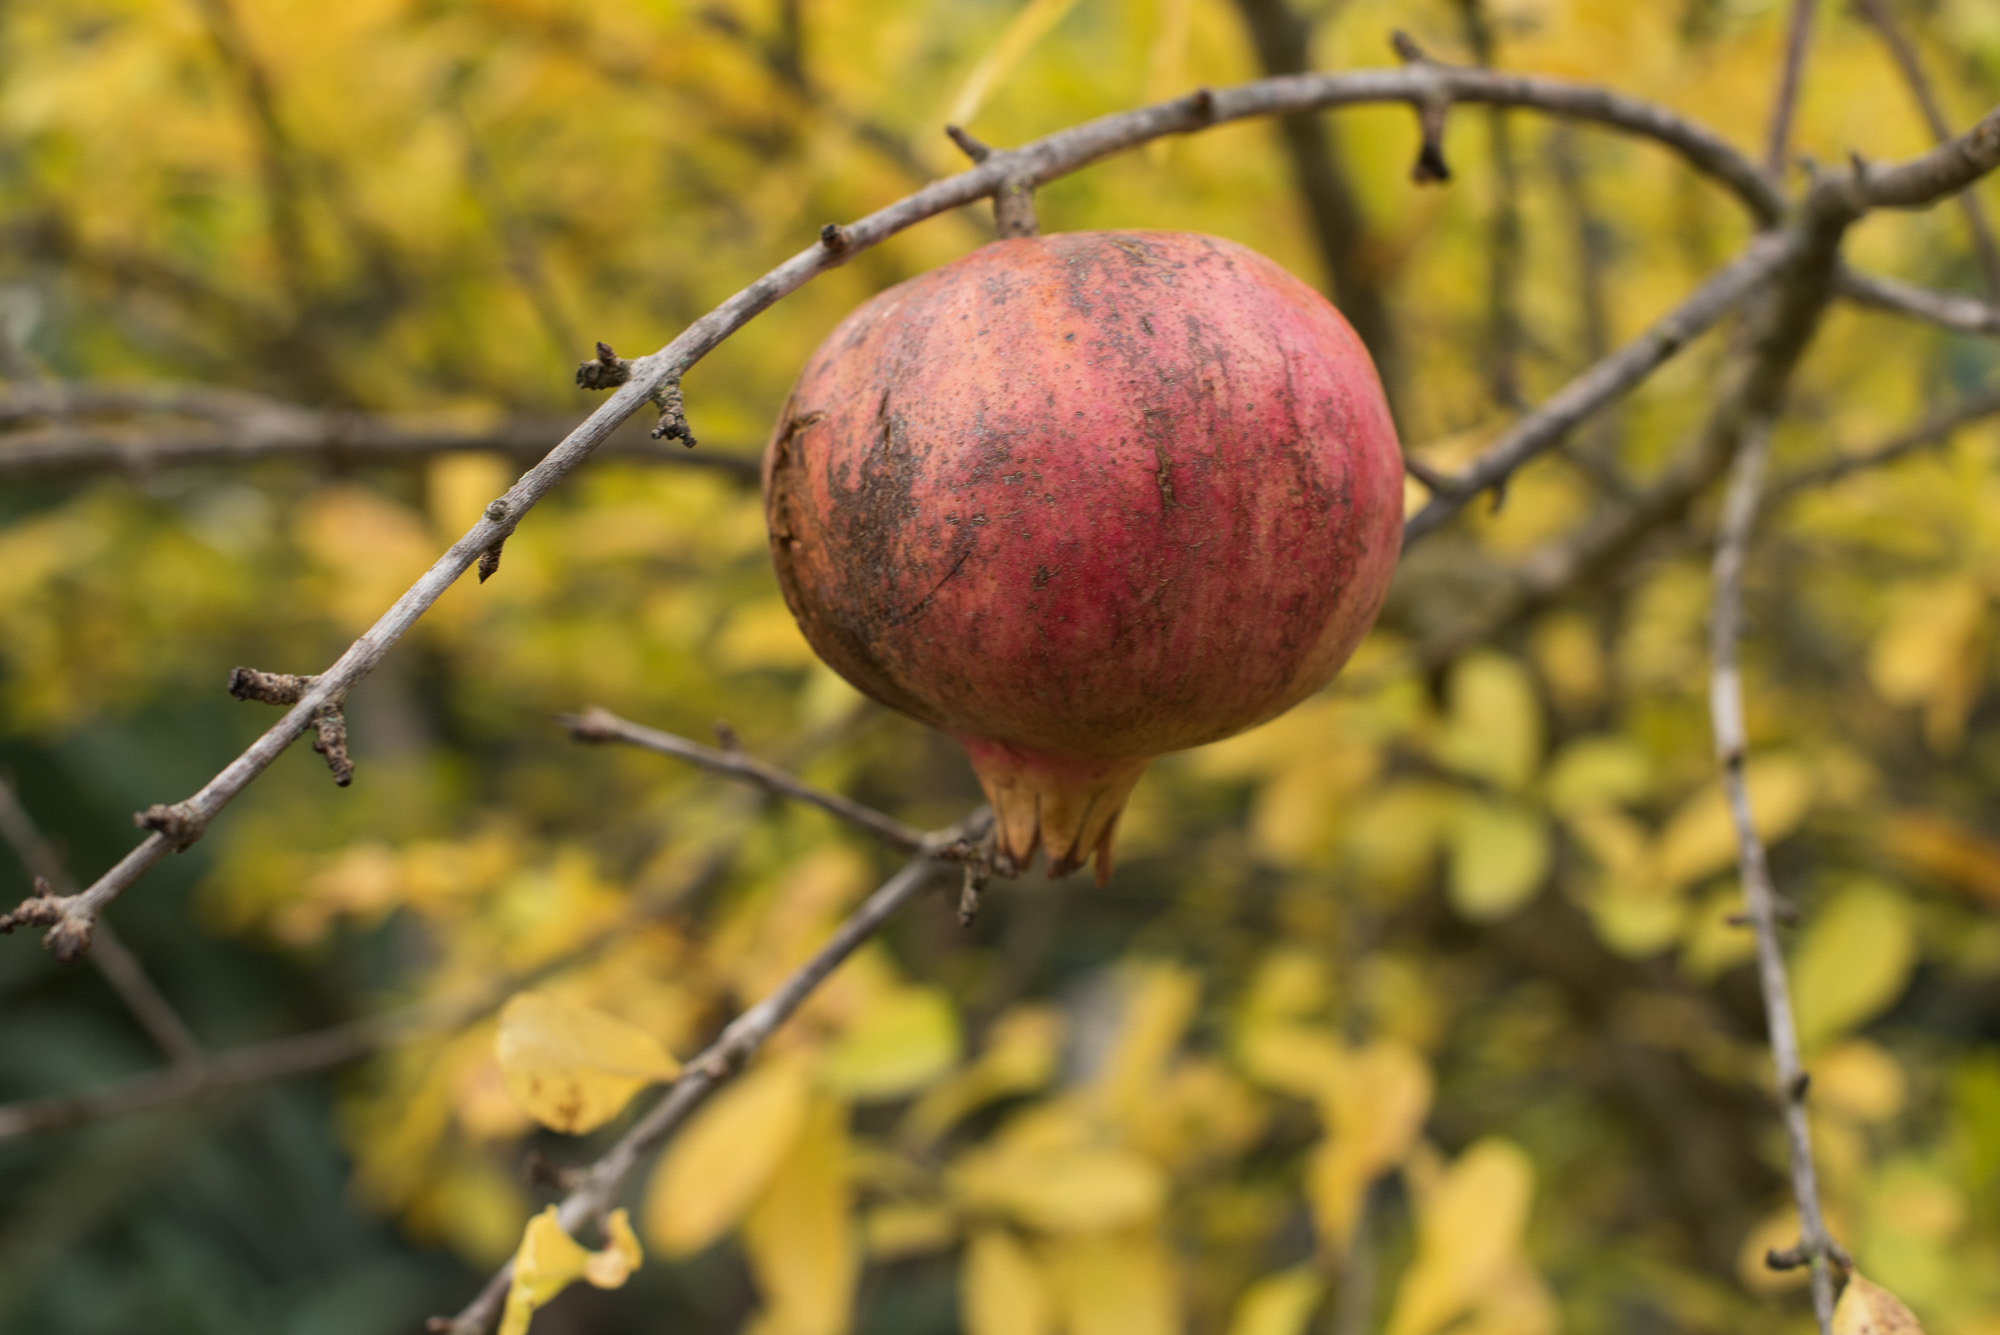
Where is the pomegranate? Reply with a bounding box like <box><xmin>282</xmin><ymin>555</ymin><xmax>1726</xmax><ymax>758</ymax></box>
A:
<box><xmin>763</xmin><ymin>230</ymin><xmax>1402</xmax><ymax>883</ymax></box>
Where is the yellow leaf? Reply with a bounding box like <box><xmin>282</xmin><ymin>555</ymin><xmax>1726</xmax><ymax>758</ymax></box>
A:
<box><xmin>1545</xmin><ymin>736</ymin><xmax>1654</xmax><ymax>815</ymax></box>
<box><xmin>1309</xmin><ymin>1040</ymin><xmax>1433</xmax><ymax>1250</ymax></box>
<box><xmin>963</xmin><ymin>1229</ymin><xmax>1054</xmax><ymax>1335</ymax></box>
<box><xmin>946</xmin><ymin>0</ymin><xmax>1084</xmax><ymax>129</ymax></box>
<box><xmin>1226</xmin><ymin>1268</ymin><xmax>1323</xmax><ymax>1335</ymax></box>
<box><xmin>1238</xmin><ymin>949</ymin><xmax>1332</xmax><ymax>1026</ymax></box>
<box><xmin>1045</xmin><ymin>1229</ymin><xmax>1179</xmax><ymax>1335</ymax></box>
<box><xmin>952</xmin><ymin>1137</ymin><xmax>1166</xmax><ymax>1233</ymax></box>
<box><xmin>497</xmin><ymin>1207</ymin><xmax>643</xmax><ymax>1335</ymax></box>
<box><xmin>904</xmin><ymin>1005</ymin><xmax>1065</xmax><ymax>1145</ymax></box>
<box><xmin>1868</xmin><ymin>577</ymin><xmax>1987</xmax><ymax>751</ymax></box>
<box><xmin>1656</xmin><ymin>755</ymin><xmax>1816</xmax><ymax>888</ymax></box>
<box><xmin>1814</xmin><ymin>1040</ymin><xmax>1907</xmax><ymax>1124</ymax></box>
<box><xmin>495</xmin><ymin>991</ymin><xmax>681</xmax><ymax>1135</ymax></box>
<box><xmin>1528</xmin><ymin>612</ymin><xmax>1607</xmax><ymax>715</ymax></box>
<box><xmin>742</xmin><ymin>1096</ymin><xmax>856</xmax><ymax>1335</ymax></box>
<box><xmin>1235</xmin><ymin>1022</ymin><xmax>1347</xmax><ymax>1101</ymax></box>
<box><xmin>1385</xmin><ymin>1139</ymin><xmax>1536</xmax><ymax>1335</ymax></box>
<box><xmin>1834</xmin><ymin>1274</ymin><xmax>1927</xmax><ymax>1335</ymax></box>
<box><xmin>1881</xmin><ymin>811</ymin><xmax>2000</xmax><ymax>907</ymax></box>
<box><xmin>821</xmin><ymin>985</ymin><xmax>962</xmax><ymax>1101</ymax></box>
<box><xmin>1792</xmin><ymin>882</ymin><xmax>1918</xmax><ymax>1052</ymax></box>
<box><xmin>1098</xmin><ymin>963</ymin><xmax>1201</xmax><ymax>1119</ymax></box>
<box><xmin>645</xmin><ymin>1055</ymin><xmax>812</xmax><ymax>1256</ymax></box>
<box><xmin>1436</xmin><ymin>653</ymin><xmax>1543</xmax><ymax>792</ymax></box>
<box><xmin>864</xmin><ymin>1202</ymin><xmax>959</xmax><ymax>1260</ymax></box>
<box><xmin>1446</xmin><ymin>800</ymin><xmax>1551</xmax><ymax>922</ymax></box>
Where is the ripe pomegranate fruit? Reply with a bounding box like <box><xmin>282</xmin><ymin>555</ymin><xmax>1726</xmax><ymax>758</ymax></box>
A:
<box><xmin>763</xmin><ymin>230</ymin><xmax>1402</xmax><ymax>883</ymax></box>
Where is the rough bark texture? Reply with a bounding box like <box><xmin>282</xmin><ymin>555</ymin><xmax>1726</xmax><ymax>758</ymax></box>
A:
<box><xmin>764</xmin><ymin>231</ymin><xmax>1402</xmax><ymax>880</ymax></box>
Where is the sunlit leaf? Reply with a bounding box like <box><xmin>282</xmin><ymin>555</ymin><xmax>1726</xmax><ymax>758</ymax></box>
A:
<box><xmin>1545</xmin><ymin>736</ymin><xmax>1654</xmax><ymax>814</ymax></box>
<box><xmin>952</xmin><ymin>1138</ymin><xmax>1166</xmax><ymax>1233</ymax></box>
<box><xmin>644</xmin><ymin>1055</ymin><xmax>812</xmax><ymax>1256</ymax></box>
<box><xmin>1385</xmin><ymin>1139</ymin><xmax>1536</xmax><ymax>1335</ymax></box>
<box><xmin>963</xmin><ymin>1228</ymin><xmax>1055</xmax><ymax>1335</ymax></box>
<box><xmin>821</xmin><ymin>985</ymin><xmax>962</xmax><ymax>1101</ymax></box>
<box><xmin>1309</xmin><ymin>1039</ymin><xmax>1433</xmax><ymax>1250</ymax></box>
<box><xmin>1045</xmin><ymin>1228</ymin><xmax>1179</xmax><ymax>1335</ymax></box>
<box><xmin>1446</xmin><ymin>799</ymin><xmax>1551</xmax><ymax>921</ymax></box>
<box><xmin>1792</xmin><ymin>882</ymin><xmax>1918</xmax><ymax>1052</ymax></box>
<box><xmin>1226</xmin><ymin>1267</ymin><xmax>1323</xmax><ymax>1335</ymax></box>
<box><xmin>497</xmin><ymin>1207</ymin><xmax>642</xmax><ymax>1335</ymax></box>
<box><xmin>904</xmin><ymin>1005</ymin><xmax>1066</xmax><ymax>1144</ymax></box>
<box><xmin>1436</xmin><ymin>653</ymin><xmax>1544</xmax><ymax>792</ymax></box>
<box><xmin>742</xmin><ymin>1095</ymin><xmax>856</xmax><ymax>1335</ymax></box>
<box><xmin>1869</xmin><ymin>577</ymin><xmax>1987</xmax><ymax>753</ymax></box>
<box><xmin>495</xmin><ymin>991</ymin><xmax>681</xmax><ymax>1135</ymax></box>
<box><xmin>1814</xmin><ymin>1040</ymin><xmax>1908</xmax><ymax>1124</ymax></box>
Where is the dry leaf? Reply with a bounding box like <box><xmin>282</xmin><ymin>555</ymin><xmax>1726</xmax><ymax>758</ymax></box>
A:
<box><xmin>1834</xmin><ymin>1274</ymin><xmax>1926</xmax><ymax>1335</ymax></box>
<box><xmin>497</xmin><ymin>1207</ymin><xmax>642</xmax><ymax>1335</ymax></box>
<box><xmin>495</xmin><ymin>991</ymin><xmax>680</xmax><ymax>1135</ymax></box>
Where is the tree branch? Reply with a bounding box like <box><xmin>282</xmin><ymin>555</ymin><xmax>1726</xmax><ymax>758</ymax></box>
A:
<box><xmin>1707</xmin><ymin>418</ymin><xmax>1845</xmax><ymax>1332</ymax></box>
<box><xmin>561</xmin><ymin>706</ymin><xmax>930</xmax><ymax>852</ymax></box>
<box><xmin>6</xmin><ymin>65</ymin><xmax>1943</xmax><ymax>958</ymax></box>
<box><xmin>1834</xmin><ymin>266</ymin><xmax>2000</xmax><ymax>336</ymax></box>
<box><xmin>1764</xmin><ymin>0</ymin><xmax>1818</xmax><ymax>175</ymax></box>
<box><xmin>1770</xmin><ymin>389</ymin><xmax>2000</xmax><ymax>496</ymax></box>
<box><xmin>432</xmin><ymin>812</ymin><xmax>989</xmax><ymax>1335</ymax></box>
<box><xmin>1404</xmin><ymin>232</ymin><xmax>1801</xmax><ymax>542</ymax></box>
<box><xmin>1854</xmin><ymin>0</ymin><xmax>2000</xmax><ymax>299</ymax></box>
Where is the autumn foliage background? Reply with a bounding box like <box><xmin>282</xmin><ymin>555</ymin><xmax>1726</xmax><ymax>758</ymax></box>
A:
<box><xmin>3</xmin><ymin>0</ymin><xmax>2000</xmax><ymax>1332</ymax></box>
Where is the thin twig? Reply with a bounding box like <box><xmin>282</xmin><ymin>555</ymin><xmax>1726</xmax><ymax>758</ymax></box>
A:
<box><xmin>1770</xmin><ymin>390</ymin><xmax>2000</xmax><ymax>495</ymax></box>
<box><xmin>1707</xmin><ymin>419</ymin><xmax>1843</xmax><ymax>1333</ymax></box>
<box><xmin>1835</xmin><ymin>266</ymin><xmax>2000</xmax><ymax>336</ymax></box>
<box><xmin>1404</xmin><ymin>232</ymin><xmax>1801</xmax><ymax>541</ymax></box>
<box><xmin>1854</xmin><ymin>0</ymin><xmax>2000</xmax><ymax>300</ymax></box>
<box><xmin>561</xmin><ymin>706</ymin><xmax>930</xmax><ymax>852</ymax></box>
<box><xmin>18</xmin><ymin>68</ymin><xmax>1982</xmax><ymax>956</ymax></box>
<box><xmin>1765</xmin><ymin>0</ymin><xmax>1818</xmax><ymax>176</ymax></box>
<box><xmin>0</xmin><ymin>778</ymin><xmax>202</xmax><ymax>1066</ymax></box>
<box><xmin>434</xmin><ymin>812</ymin><xmax>989</xmax><ymax>1335</ymax></box>
<box><xmin>1455</xmin><ymin>0</ymin><xmax>1527</xmax><ymax>410</ymax></box>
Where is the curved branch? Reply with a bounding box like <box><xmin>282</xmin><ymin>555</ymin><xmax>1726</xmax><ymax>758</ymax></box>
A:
<box><xmin>562</xmin><ymin>707</ymin><xmax>930</xmax><ymax>851</ymax></box>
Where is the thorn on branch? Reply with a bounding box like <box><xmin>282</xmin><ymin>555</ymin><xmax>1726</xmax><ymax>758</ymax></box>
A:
<box><xmin>228</xmin><ymin>666</ymin><xmax>314</xmax><ymax>705</ymax></box>
<box><xmin>1</xmin><ymin>879</ymin><xmax>95</xmax><ymax>962</ymax></box>
<box><xmin>1391</xmin><ymin>32</ymin><xmax>1453</xmax><ymax>183</ymax></box>
<box><xmin>819</xmin><ymin>222</ymin><xmax>849</xmax><ymax>254</ymax></box>
<box><xmin>575</xmin><ymin>341</ymin><xmax>631</xmax><ymax>392</ymax></box>
<box><xmin>712</xmin><ymin>719</ymin><xmax>743</xmax><ymax>753</ymax></box>
<box><xmin>478</xmin><ymin>499</ymin><xmax>512</xmax><ymax>583</ymax></box>
<box><xmin>649</xmin><ymin>378</ymin><xmax>696</xmax><ymax>447</ymax></box>
<box><xmin>1766</xmin><ymin>1242</ymin><xmax>1811</xmax><ymax>1272</ymax></box>
<box><xmin>1790</xmin><ymin>1070</ymin><xmax>1812</xmax><ymax>1103</ymax></box>
<box><xmin>944</xmin><ymin>124</ymin><xmax>992</xmax><ymax>163</ymax></box>
<box><xmin>135</xmin><ymin>801</ymin><xmax>206</xmax><ymax>851</ymax></box>
<box><xmin>312</xmin><ymin>705</ymin><xmax>354</xmax><ymax>787</ymax></box>
<box><xmin>1185</xmin><ymin>86</ymin><xmax>1216</xmax><ymax>124</ymax></box>
<box><xmin>522</xmin><ymin>1147</ymin><xmax>588</xmax><ymax>1194</ymax></box>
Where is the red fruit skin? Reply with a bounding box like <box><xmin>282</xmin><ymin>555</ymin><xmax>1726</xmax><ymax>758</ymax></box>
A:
<box><xmin>764</xmin><ymin>230</ymin><xmax>1403</xmax><ymax>881</ymax></box>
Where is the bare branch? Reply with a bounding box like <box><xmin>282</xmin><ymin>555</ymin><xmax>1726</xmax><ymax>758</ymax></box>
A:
<box><xmin>562</xmin><ymin>706</ymin><xmax>930</xmax><ymax>852</ymax></box>
<box><xmin>1771</xmin><ymin>390</ymin><xmax>2000</xmax><ymax>495</ymax></box>
<box><xmin>435</xmin><ymin>813</ymin><xmax>990</xmax><ymax>1335</ymax></box>
<box><xmin>0</xmin><ymin>66</ymin><xmax>1849</xmax><ymax>954</ymax></box>
<box><xmin>1404</xmin><ymin>232</ymin><xmax>1801</xmax><ymax>543</ymax></box>
<box><xmin>1707</xmin><ymin>419</ymin><xmax>1845</xmax><ymax>1332</ymax></box>
<box><xmin>1835</xmin><ymin>266</ymin><xmax>2000</xmax><ymax>336</ymax></box>
<box><xmin>1819</xmin><ymin>103</ymin><xmax>2000</xmax><ymax>213</ymax></box>
<box><xmin>1765</xmin><ymin>0</ymin><xmax>1818</xmax><ymax>175</ymax></box>
<box><xmin>1454</xmin><ymin>0</ymin><xmax>1528</xmax><ymax>410</ymax></box>
<box><xmin>0</xmin><ymin>777</ymin><xmax>202</xmax><ymax>1066</ymax></box>
<box><xmin>1855</xmin><ymin>0</ymin><xmax>2000</xmax><ymax>299</ymax></box>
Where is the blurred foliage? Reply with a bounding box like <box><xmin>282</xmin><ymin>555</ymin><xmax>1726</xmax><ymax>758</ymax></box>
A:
<box><xmin>2</xmin><ymin>0</ymin><xmax>2000</xmax><ymax>1333</ymax></box>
